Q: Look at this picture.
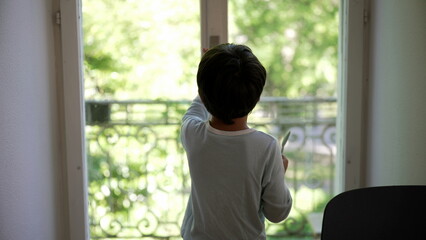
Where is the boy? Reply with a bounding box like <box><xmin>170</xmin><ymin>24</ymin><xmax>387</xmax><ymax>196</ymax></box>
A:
<box><xmin>180</xmin><ymin>43</ymin><xmax>292</xmax><ymax>240</ymax></box>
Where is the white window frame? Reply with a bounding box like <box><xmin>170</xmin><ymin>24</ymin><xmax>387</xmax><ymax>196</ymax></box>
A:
<box><xmin>336</xmin><ymin>0</ymin><xmax>370</xmax><ymax>192</ymax></box>
<box><xmin>201</xmin><ymin>0</ymin><xmax>371</xmax><ymax>193</ymax></box>
<box><xmin>59</xmin><ymin>0</ymin><xmax>89</xmax><ymax>239</ymax></box>
<box><xmin>200</xmin><ymin>0</ymin><xmax>228</xmax><ymax>51</ymax></box>
<box><xmin>60</xmin><ymin>0</ymin><xmax>369</xmax><ymax>237</ymax></box>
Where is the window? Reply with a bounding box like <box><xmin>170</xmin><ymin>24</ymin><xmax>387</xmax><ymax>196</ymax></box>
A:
<box><xmin>60</xmin><ymin>0</ymin><xmax>368</xmax><ymax>239</ymax></box>
<box><xmin>212</xmin><ymin>0</ymin><xmax>340</xmax><ymax>237</ymax></box>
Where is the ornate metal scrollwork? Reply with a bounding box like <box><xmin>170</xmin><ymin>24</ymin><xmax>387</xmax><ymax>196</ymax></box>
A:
<box><xmin>87</xmin><ymin>98</ymin><xmax>337</xmax><ymax>239</ymax></box>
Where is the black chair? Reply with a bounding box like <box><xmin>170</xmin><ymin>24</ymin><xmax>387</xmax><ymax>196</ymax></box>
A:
<box><xmin>321</xmin><ymin>185</ymin><xmax>426</xmax><ymax>240</ymax></box>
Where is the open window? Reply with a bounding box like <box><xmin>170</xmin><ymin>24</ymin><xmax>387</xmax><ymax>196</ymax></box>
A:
<box><xmin>60</xmin><ymin>0</ymin><xmax>369</xmax><ymax>239</ymax></box>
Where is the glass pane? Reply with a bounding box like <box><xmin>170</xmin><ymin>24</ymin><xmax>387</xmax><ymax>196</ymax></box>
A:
<box><xmin>83</xmin><ymin>0</ymin><xmax>200</xmax><ymax>101</ymax></box>
<box><xmin>83</xmin><ymin>0</ymin><xmax>339</xmax><ymax>239</ymax></box>
<box><xmin>229</xmin><ymin>0</ymin><xmax>339</xmax><ymax>238</ymax></box>
<box><xmin>82</xmin><ymin>0</ymin><xmax>199</xmax><ymax>239</ymax></box>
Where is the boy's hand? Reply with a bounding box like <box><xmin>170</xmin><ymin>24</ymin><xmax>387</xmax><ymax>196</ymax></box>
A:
<box><xmin>282</xmin><ymin>155</ymin><xmax>289</xmax><ymax>172</ymax></box>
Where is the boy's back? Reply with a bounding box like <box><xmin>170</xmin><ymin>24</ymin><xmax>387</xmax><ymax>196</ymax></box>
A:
<box><xmin>180</xmin><ymin>43</ymin><xmax>292</xmax><ymax>239</ymax></box>
<box><xmin>180</xmin><ymin>97</ymin><xmax>292</xmax><ymax>240</ymax></box>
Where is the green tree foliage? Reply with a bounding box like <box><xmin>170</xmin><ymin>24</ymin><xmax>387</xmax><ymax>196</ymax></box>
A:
<box><xmin>83</xmin><ymin>0</ymin><xmax>200</xmax><ymax>100</ymax></box>
<box><xmin>83</xmin><ymin>1</ymin><xmax>339</xmax><ymax>238</ymax></box>
<box><xmin>229</xmin><ymin>0</ymin><xmax>339</xmax><ymax>97</ymax></box>
<box><xmin>83</xmin><ymin>0</ymin><xmax>338</xmax><ymax>100</ymax></box>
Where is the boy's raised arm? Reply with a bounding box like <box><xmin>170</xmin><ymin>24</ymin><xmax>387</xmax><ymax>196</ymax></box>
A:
<box><xmin>182</xmin><ymin>95</ymin><xmax>210</xmax><ymax>123</ymax></box>
<box><xmin>181</xmin><ymin>96</ymin><xmax>210</xmax><ymax>151</ymax></box>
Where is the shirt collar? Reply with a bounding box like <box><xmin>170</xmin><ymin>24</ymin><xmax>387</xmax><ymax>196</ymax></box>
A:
<box><xmin>206</xmin><ymin>121</ymin><xmax>256</xmax><ymax>136</ymax></box>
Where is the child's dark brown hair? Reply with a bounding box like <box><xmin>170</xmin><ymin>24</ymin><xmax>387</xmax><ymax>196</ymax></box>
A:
<box><xmin>197</xmin><ymin>43</ymin><xmax>266</xmax><ymax>125</ymax></box>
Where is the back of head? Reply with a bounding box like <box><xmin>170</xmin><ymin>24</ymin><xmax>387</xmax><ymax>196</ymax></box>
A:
<box><xmin>197</xmin><ymin>43</ymin><xmax>266</xmax><ymax>124</ymax></box>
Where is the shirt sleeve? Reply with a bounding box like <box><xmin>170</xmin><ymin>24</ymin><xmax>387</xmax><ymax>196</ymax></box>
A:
<box><xmin>261</xmin><ymin>140</ymin><xmax>293</xmax><ymax>223</ymax></box>
<box><xmin>182</xmin><ymin>96</ymin><xmax>210</xmax><ymax>124</ymax></box>
<box><xmin>180</xmin><ymin>96</ymin><xmax>210</xmax><ymax>150</ymax></box>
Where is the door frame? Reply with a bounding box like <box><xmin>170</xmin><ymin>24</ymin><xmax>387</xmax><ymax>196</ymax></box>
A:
<box><xmin>336</xmin><ymin>0</ymin><xmax>370</xmax><ymax>192</ymax></box>
<box><xmin>59</xmin><ymin>0</ymin><xmax>89</xmax><ymax>239</ymax></box>
<box><xmin>59</xmin><ymin>0</ymin><xmax>369</xmax><ymax>237</ymax></box>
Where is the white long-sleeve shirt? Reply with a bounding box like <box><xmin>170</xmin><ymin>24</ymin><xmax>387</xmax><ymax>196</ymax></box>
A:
<box><xmin>180</xmin><ymin>96</ymin><xmax>292</xmax><ymax>240</ymax></box>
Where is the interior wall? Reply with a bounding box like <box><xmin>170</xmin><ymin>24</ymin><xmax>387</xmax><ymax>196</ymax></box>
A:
<box><xmin>0</xmin><ymin>1</ymin><xmax>66</xmax><ymax>239</ymax></box>
<box><xmin>366</xmin><ymin>0</ymin><xmax>426</xmax><ymax>185</ymax></box>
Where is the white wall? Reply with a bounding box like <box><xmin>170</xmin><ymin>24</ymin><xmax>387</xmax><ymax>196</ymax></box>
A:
<box><xmin>366</xmin><ymin>0</ymin><xmax>426</xmax><ymax>185</ymax></box>
<box><xmin>0</xmin><ymin>1</ymin><xmax>67</xmax><ymax>240</ymax></box>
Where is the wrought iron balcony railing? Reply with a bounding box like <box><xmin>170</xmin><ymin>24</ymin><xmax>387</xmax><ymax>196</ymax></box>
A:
<box><xmin>85</xmin><ymin>97</ymin><xmax>337</xmax><ymax>239</ymax></box>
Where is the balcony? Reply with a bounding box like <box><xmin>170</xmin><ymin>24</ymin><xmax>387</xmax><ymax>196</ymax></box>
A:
<box><xmin>85</xmin><ymin>97</ymin><xmax>337</xmax><ymax>239</ymax></box>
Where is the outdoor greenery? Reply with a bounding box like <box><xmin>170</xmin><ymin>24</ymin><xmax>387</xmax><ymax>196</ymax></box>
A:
<box><xmin>82</xmin><ymin>0</ymin><xmax>339</xmax><ymax>239</ymax></box>
<box><xmin>85</xmin><ymin>100</ymin><xmax>337</xmax><ymax>239</ymax></box>
<box><xmin>83</xmin><ymin>0</ymin><xmax>200</xmax><ymax>100</ymax></box>
<box><xmin>229</xmin><ymin>0</ymin><xmax>339</xmax><ymax>97</ymax></box>
<box><xmin>83</xmin><ymin>0</ymin><xmax>338</xmax><ymax>100</ymax></box>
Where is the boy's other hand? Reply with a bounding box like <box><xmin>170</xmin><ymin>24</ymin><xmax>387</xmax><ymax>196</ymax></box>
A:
<box><xmin>282</xmin><ymin>155</ymin><xmax>289</xmax><ymax>172</ymax></box>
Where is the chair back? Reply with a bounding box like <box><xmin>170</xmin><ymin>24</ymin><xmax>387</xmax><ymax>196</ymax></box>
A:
<box><xmin>321</xmin><ymin>185</ymin><xmax>426</xmax><ymax>240</ymax></box>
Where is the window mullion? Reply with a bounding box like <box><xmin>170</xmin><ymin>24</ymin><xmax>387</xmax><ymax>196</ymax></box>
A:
<box><xmin>200</xmin><ymin>0</ymin><xmax>228</xmax><ymax>52</ymax></box>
